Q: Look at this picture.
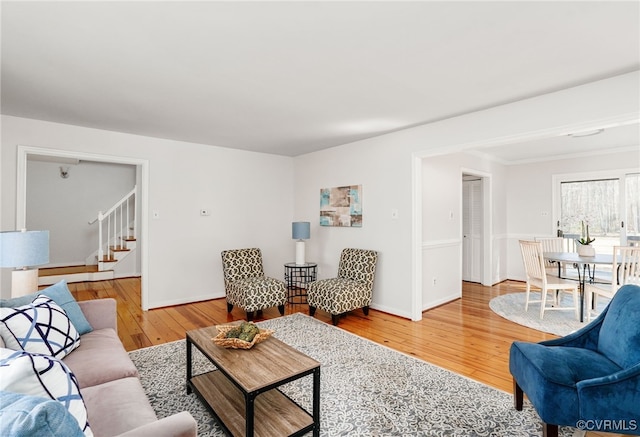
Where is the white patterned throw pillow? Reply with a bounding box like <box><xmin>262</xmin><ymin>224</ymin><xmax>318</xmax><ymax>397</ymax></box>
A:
<box><xmin>0</xmin><ymin>348</ymin><xmax>93</xmax><ymax>437</ymax></box>
<box><xmin>0</xmin><ymin>296</ymin><xmax>80</xmax><ymax>359</ymax></box>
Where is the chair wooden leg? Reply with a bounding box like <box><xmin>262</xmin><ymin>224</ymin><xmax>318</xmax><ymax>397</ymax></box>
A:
<box><xmin>542</xmin><ymin>423</ymin><xmax>558</xmax><ymax>437</ymax></box>
<box><xmin>513</xmin><ymin>379</ymin><xmax>523</xmax><ymax>411</ymax></box>
<box><xmin>331</xmin><ymin>314</ymin><xmax>340</xmax><ymax>326</ymax></box>
<box><xmin>246</xmin><ymin>311</ymin><xmax>254</xmax><ymax>321</ymax></box>
<box><xmin>362</xmin><ymin>306</ymin><xmax>369</xmax><ymax>316</ymax></box>
<box><xmin>227</xmin><ymin>303</ymin><xmax>233</xmax><ymax>313</ymax></box>
<box><xmin>277</xmin><ymin>305</ymin><xmax>285</xmax><ymax>315</ymax></box>
<box><xmin>309</xmin><ymin>306</ymin><xmax>316</xmax><ymax>316</ymax></box>
<box><xmin>540</xmin><ymin>288</ymin><xmax>547</xmax><ymax>319</ymax></box>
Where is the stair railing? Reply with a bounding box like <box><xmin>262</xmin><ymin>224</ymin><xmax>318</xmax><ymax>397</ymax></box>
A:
<box><xmin>89</xmin><ymin>185</ymin><xmax>137</xmax><ymax>263</ymax></box>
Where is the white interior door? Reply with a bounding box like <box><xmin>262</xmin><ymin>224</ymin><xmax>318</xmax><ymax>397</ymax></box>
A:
<box><xmin>463</xmin><ymin>179</ymin><xmax>482</xmax><ymax>283</ymax></box>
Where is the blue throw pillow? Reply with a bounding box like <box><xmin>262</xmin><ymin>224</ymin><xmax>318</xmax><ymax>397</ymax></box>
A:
<box><xmin>0</xmin><ymin>281</ymin><xmax>92</xmax><ymax>335</ymax></box>
<box><xmin>0</xmin><ymin>391</ymin><xmax>84</xmax><ymax>437</ymax></box>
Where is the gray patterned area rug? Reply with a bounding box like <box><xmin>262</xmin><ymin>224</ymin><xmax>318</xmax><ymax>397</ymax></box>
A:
<box><xmin>129</xmin><ymin>313</ymin><xmax>581</xmax><ymax>436</ymax></box>
<box><xmin>489</xmin><ymin>292</ymin><xmax>611</xmax><ymax>337</ymax></box>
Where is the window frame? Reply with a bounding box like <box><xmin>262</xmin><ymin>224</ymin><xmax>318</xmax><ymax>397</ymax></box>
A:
<box><xmin>552</xmin><ymin>168</ymin><xmax>638</xmax><ymax>250</ymax></box>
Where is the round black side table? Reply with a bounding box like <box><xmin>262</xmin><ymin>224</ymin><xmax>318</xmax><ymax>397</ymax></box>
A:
<box><xmin>284</xmin><ymin>262</ymin><xmax>317</xmax><ymax>304</ymax></box>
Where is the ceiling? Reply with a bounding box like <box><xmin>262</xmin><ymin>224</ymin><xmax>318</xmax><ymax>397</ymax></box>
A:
<box><xmin>2</xmin><ymin>1</ymin><xmax>639</xmax><ymax>161</ymax></box>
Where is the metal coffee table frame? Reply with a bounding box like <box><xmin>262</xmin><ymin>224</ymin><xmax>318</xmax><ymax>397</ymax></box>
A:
<box><xmin>186</xmin><ymin>326</ymin><xmax>320</xmax><ymax>437</ymax></box>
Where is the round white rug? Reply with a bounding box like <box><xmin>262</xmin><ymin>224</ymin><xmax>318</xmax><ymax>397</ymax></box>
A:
<box><xmin>489</xmin><ymin>292</ymin><xmax>610</xmax><ymax>336</ymax></box>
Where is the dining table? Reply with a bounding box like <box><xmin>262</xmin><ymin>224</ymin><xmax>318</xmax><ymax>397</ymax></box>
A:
<box><xmin>543</xmin><ymin>251</ymin><xmax>616</xmax><ymax>322</ymax></box>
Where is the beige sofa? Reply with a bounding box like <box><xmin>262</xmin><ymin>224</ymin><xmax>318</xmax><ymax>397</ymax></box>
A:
<box><xmin>69</xmin><ymin>298</ymin><xmax>197</xmax><ymax>437</ymax></box>
<box><xmin>1</xmin><ymin>297</ymin><xmax>197</xmax><ymax>437</ymax></box>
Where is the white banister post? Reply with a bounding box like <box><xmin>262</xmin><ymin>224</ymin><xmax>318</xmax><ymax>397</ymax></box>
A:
<box><xmin>127</xmin><ymin>196</ymin><xmax>131</xmax><ymax>239</ymax></box>
<box><xmin>133</xmin><ymin>187</ymin><xmax>137</xmax><ymax>240</ymax></box>
<box><xmin>119</xmin><ymin>203</ymin><xmax>123</xmax><ymax>248</ymax></box>
<box><xmin>98</xmin><ymin>212</ymin><xmax>104</xmax><ymax>261</ymax></box>
<box><xmin>113</xmin><ymin>209</ymin><xmax>116</xmax><ymax>252</ymax></box>
<box><xmin>107</xmin><ymin>215</ymin><xmax>111</xmax><ymax>259</ymax></box>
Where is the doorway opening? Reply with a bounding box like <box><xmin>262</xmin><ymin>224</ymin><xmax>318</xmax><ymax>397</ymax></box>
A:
<box><xmin>461</xmin><ymin>169</ymin><xmax>492</xmax><ymax>287</ymax></box>
<box><xmin>462</xmin><ymin>174</ymin><xmax>483</xmax><ymax>284</ymax></box>
<box><xmin>16</xmin><ymin>146</ymin><xmax>150</xmax><ymax>310</ymax></box>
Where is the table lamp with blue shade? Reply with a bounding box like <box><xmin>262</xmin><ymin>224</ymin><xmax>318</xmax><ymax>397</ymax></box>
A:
<box><xmin>292</xmin><ymin>222</ymin><xmax>310</xmax><ymax>265</ymax></box>
<box><xmin>0</xmin><ymin>229</ymin><xmax>50</xmax><ymax>297</ymax></box>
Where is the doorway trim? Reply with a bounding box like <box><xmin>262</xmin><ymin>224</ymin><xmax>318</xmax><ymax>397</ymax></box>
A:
<box><xmin>16</xmin><ymin>145</ymin><xmax>151</xmax><ymax>310</ymax></box>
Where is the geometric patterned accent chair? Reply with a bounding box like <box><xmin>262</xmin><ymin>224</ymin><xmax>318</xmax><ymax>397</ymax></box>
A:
<box><xmin>220</xmin><ymin>248</ymin><xmax>286</xmax><ymax>321</ymax></box>
<box><xmin>307</xmin><ymin>248</ymin><xmax>378</xmax><ymax>326</ymax></box>
<box><xmin>509</xmin><ymin>283</ymin><xmax>640</xmax><ymax>437</ymax></box>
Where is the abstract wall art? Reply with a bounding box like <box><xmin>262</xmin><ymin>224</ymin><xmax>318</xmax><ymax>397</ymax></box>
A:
<box><xmin>319</xmin><ymin>184</ymin><xmax>362</xmax><ymax>227</ymax></box>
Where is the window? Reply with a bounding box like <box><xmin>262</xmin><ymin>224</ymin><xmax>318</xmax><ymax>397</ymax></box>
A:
<box><xmin>556</xmin><ymin>171</ymin><xmax>639</xmax><ymax>254</ymax></box>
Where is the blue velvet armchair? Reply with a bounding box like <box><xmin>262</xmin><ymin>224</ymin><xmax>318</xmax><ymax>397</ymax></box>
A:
<box><xmin>509</xmin><ymin>284</ymin><xmax>640</xmax><ymax>437</ymax></box>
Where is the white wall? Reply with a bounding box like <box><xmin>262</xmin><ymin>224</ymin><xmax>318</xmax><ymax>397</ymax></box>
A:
<box><xmin>293</xmin><ymin>136</ymin><xmax>414</xmax><ymax>316</ymax></box>
<box><xmin>27</xmin><ymin>159</ymin><xmax>137</xmax><ymax>268</ymax></box>
<box><xmin>294</xmin><ymin>71</ymin><xmax>639</xmax><ymax>320</ymax></box>
<box><xmin>421</xmin><ymin>152</ymin><xmax>508</xmax><ymax>309</ymax></box>
<box><xmin>1</xmin><ymin>116</ymin><xmax>294</xmax><ymax>308</ymax></box>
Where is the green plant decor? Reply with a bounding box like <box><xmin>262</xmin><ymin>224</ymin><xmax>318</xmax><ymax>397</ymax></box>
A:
<box><xmin>576</xmin><ymin>221</ymin><xmax>595</xmax><ymax>246</ymax></box>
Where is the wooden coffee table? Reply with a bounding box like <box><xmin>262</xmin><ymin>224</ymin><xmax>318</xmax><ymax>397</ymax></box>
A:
<box><xmin>186</xmin><ymin>325</ymin><xmax>320</xmax><ymax>436</ymax></box>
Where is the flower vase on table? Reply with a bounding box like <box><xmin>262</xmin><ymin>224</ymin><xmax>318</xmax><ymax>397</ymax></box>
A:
<box><xmin>577</xmin><ymin>244</ymin><xmax>595</xmax><ymax>257</ymax></box>
<box><xmin>576</xmin><ymin>221</ymin><xmax>596</xmax><ymax>257</ymax></box>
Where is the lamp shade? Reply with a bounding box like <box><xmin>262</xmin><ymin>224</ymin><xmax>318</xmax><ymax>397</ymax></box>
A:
<box><xmin>292</xmin><ymin>222</ymin><xmax>310</xmax><ymax>240</ymax></box>
<box><xmin>0</xmin><ymin>230</ymin><xmax>50</xmax><ymax>268</ymax></box>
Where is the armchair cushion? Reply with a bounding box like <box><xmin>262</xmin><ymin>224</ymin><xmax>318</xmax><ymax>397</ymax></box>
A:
<box><xmin>510</xmin><ymin>342</ymin><xmax>621</xmax><ymax>426</ymax></box>
<box><xmin>226</xmin><ymin>276</ymin><xmax>287</xmax><ymax>312</ymax></box>
<box><xmin>307</xmin><ymin>278</ymin><xmax>372</xmax><ymax>315</ymax></box>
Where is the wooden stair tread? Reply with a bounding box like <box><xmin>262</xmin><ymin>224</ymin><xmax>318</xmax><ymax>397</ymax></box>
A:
<box><xmin>39</xmin><ymin>265</ymin><xmax>99</xmax><ymax>277</ymax></box>
<box><xmin>109</xmin><ymin>246</ymin><xmax>131</xmax><ymax>252</ymax></box>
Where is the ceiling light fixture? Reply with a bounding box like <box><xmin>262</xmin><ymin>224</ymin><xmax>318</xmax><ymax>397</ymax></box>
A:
<box><xmin>568</xmin><ymin>128</ymin><xmax>604</xmax><ymax>138</ymax></box>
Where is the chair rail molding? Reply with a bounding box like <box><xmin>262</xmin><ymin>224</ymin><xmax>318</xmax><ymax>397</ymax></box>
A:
<box><xmin>422</xmin><ymin>239</ymin><xmax>462</xmax><ymax>249</ymax></box>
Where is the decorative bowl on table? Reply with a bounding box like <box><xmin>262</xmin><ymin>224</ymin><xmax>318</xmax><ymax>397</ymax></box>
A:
<box><xmin>212</xmin><ymin>322</ymin><xmax>274</xmax><ymax>349</ymax></box>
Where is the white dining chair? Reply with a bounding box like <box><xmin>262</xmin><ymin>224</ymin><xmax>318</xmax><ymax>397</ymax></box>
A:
<box><xmin>519</xmin><ymin>240</ymin><xmax>580</xmax><ymax>320</ymax></box>
<box><xmin>535</xmin><ymin>236</ymin><xmax>566</xmax><ymax>277</ymax></box>
<box><xmin>585</xmin><ymin>246</ymin><xmax>640</xmax><ymax>321</ymax></box>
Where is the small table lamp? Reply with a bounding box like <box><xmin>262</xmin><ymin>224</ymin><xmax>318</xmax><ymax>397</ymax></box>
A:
<box><xmin>0</xmin><ymin>229</ymin><xmax>50</xmax><ymax>297</ymax></box>
<box><xmin>292</xmin><ymin>222</ymin><xmax>310</xmax><ymax>265</ymax></box>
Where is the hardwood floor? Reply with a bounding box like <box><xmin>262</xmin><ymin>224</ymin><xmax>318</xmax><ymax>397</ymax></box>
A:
<box><xmin>62</xmin><ymin>278</ymin><xmax>615</xmax><ymax>437</ymax></box>
<box><xmin>63</xmin><ymin>278</ymin><xmax>552</xmax><ymax>392</ymax></box>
